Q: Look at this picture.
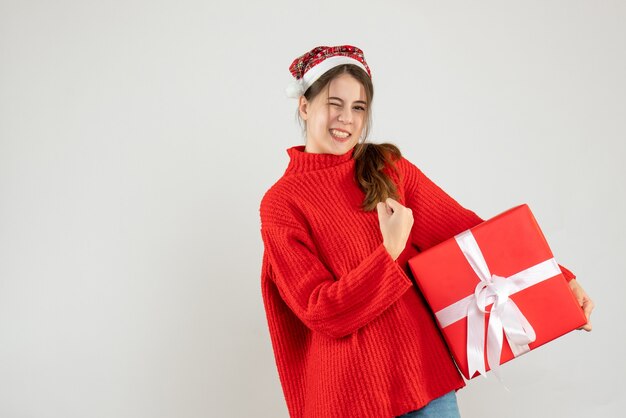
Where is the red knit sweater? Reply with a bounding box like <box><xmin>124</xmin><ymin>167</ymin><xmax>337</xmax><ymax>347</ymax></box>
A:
<box><xmin>259</xmin><ymin>145</ymin><xmax>576</xmax><ymax>418</ymax></box>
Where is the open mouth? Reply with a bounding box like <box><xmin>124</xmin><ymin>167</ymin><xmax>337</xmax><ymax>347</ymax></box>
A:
<box><xmin>329</xmin><ymin>129</ymin><xmax>351</xmax><ymax>141</ymax></box>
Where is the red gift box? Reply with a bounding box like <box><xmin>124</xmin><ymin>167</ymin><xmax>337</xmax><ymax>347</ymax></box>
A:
<box><xmin>408</xmin><ymin>204</ymin><xmax>586</xmax><ymax>380</ymax></box>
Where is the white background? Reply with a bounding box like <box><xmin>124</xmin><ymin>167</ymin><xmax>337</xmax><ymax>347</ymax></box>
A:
<box><xmin>1</xmin><ymin>1</ymin><xmax>624</xmax><ymax>417</ymax></box>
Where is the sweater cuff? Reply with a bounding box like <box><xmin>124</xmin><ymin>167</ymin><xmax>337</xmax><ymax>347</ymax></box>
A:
<box><xmin>377</xmin><ymin>243</ymin><xmax>414</xmax><ymax>287</ymax></box>
<box><xmin>558</xmin><ymin>263</ymin><xmax>576</xmax><ymax>282</ymax></box>
<box><xmin>315</xmin><ymin>243</ymin><xmax>413</xmax><ymax>338</ymax></box>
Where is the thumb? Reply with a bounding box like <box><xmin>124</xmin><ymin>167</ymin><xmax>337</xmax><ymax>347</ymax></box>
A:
<box><xmin>376</xmin><ymin>201</ymin><xmax>389</xmax><ymax>219</ymax></box>
<box><xmin>385</xmin><ymin>197</ymin><xmax>403</xmax><ymax>212</ymax></box>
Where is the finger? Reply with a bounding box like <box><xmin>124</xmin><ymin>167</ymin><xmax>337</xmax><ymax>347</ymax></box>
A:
<box><xmin>583</xmin><ymin>299</ymin><xmax>595</xmax><ymax>320</ymax></box>
<box><xmin>577</xmin><ymin>320</ymin><xmax>592</xmax><ymax>332</ymax></box>
<box><xmin>376</xmin><ymin>202</ymin><xmax>386</xmax><ymax>219</ymax></box>
<box><xmin>575</xmin><ymin>292</ymin><xmax>585</xmax><ymax>307</ymax></box>
<box><xmin>385</xmin><ymin>197</ymin><xmax>403</xmax><ymax>211</ymax></box>
<box><xmin>376</xmin><ymin>202</ymin><xmax>393</xmax><ymax>219</ymax></box>
<box><xmin>576</xmin><ymin>301</ymin><xmax>593</xmax><ymax>331</ymax></box>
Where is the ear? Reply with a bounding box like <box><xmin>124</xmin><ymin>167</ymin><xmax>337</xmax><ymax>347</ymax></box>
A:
<box><xmin>298</xmin><ymin>96</ymin><xmax>309</xmax><ymax>120</ymax></box>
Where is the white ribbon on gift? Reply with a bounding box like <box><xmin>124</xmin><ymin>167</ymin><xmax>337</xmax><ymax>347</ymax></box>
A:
<box><xmin>434</xmin><ymin>229</ymin><xmax>562</xmax><ymax>380</ymax></box>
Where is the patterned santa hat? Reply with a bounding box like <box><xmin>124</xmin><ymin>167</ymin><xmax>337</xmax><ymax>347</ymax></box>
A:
<box><xmin>285</xmin><ymin>45</ymin><xmax>372</xmax><ymax>98</ymax></box>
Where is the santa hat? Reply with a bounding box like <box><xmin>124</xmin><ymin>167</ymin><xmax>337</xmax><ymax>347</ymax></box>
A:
<box><xmin>285</xmin><ymin>45</ymin><xmax>372</xmax><ymax>98</ymax></box>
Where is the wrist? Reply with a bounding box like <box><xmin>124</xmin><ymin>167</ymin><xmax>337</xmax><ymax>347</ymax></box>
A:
<box><xmin>383</xmin><ymin>242</ymin><xmax>399</xmax><ymax>261</ymax></box>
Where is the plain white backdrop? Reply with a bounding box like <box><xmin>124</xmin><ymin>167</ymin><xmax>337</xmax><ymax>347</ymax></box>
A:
<box><xmin>1</xmin><ymin>1</ymin><xmax>624</xmax><ymax>417</ymax></box>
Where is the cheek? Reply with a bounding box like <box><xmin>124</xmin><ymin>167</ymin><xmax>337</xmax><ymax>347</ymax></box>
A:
<box><xmin>354</xmin><ymin>114</ymin><xmax>365</xmax><ymax>128</ymax></box>
<box><xmin>311</xmin><ymin>114</ymin><xmax>330</xmax><ymax>132</ymax></box>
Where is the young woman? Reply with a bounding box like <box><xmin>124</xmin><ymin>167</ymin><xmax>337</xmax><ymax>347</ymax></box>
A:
<box><xmin>259</xmin><ymin>45</ymin><xmax>593</xmax><ymax>418</ymax></box>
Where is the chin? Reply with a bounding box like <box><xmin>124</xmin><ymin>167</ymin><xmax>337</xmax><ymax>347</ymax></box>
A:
<box><xmin>328</xmin><ymin>139</ymin><xmax>357</xmax><ymax>154</ymax></box>
<box><xmin>307</xmin><ymin>135</ymin><xmax>358</xmax><ymax>155</ymax></box>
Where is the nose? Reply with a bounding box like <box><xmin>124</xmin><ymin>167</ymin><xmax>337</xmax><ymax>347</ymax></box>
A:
<box><xmin>338</xmin><ymin>107</ymin><xmax>353</xmax><ymax>124</ymax></box>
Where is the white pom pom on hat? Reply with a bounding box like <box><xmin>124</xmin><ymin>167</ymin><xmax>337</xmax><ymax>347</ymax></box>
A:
<box><xmin>285</xmin><ymin>78</ymin><xmax>305</xmax><ymax>99</ymax></box>
<box><xmin>285</xmin><ymin>45</ymin><xmax>372</xmax><ymax>99</ymax></box>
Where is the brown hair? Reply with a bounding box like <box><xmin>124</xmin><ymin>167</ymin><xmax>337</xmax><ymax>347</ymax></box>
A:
<box><xmin>296</xmin><ymin>64</ymin><xmax>403</xmax><ymax>212</ymax></box>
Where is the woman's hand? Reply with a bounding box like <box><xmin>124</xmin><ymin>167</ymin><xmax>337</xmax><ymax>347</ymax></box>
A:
<box><xmin>568</xmin><ymin>279</ymin><xmax>594</xmax><ymax>331</ymax></box>
<box><xmin>377</xmin><ymin>197</ymin><xmax>414</xmax><ymax>261</ymax></box>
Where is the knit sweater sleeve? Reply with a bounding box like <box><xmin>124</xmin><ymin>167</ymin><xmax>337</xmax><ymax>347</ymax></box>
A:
<box><xmin>260</xmin><ymin>218</ymin><xmax>413</xmax><ymax>340</ymax></box>
<box><xmin>396</xmin><ymin>156</ymin><xmax>576</xmax><ymax>282</ymax></box>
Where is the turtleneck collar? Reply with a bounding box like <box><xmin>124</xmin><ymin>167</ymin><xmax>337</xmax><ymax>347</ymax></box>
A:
<box><xmin>284</xmin><ymin>145</ymin><xmax>356</xmax><ymax>174</ymax></box>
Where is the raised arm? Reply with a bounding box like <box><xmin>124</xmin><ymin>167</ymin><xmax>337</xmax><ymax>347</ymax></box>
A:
<box><xmin>260</xmin><ymin>225</ymin><xmax>413</xmax><ymax>339</ymax></box>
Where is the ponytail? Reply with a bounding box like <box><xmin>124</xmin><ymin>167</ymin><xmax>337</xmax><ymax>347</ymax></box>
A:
<box><xmin>353</xmin><ymin>142</ymin><xmax>403</xmax><ymax>212</ymax></box>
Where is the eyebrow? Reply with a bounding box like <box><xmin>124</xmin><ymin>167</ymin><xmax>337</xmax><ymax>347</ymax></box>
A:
<box><xmin>327</xmin><ymin>96</ymin><xmax>368</xmax><ymax>105</ymax></box>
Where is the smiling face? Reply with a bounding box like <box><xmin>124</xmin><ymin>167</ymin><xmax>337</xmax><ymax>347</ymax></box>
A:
<box><xmin>298</xmin><ymin>73</ymin><xmax>368</xmax><ymax>155</ymax></box>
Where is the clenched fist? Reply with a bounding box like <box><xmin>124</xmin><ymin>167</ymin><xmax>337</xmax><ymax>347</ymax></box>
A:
<box><xmin>377</xmin><ymin>197</ymin><xmax>414</xmax><ymax>261</ymax></box>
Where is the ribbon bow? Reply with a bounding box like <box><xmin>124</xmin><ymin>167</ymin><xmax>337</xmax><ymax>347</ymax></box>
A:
<box><xmin>435</xmin><ymin>229</ymin><xmax>562</xmax><ymax>381</ymax></box>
